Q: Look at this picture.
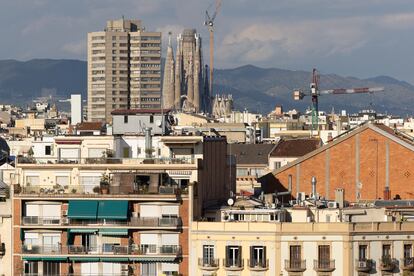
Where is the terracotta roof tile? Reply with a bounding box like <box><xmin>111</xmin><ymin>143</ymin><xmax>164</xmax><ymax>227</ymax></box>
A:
<box><xmin>270</xmin><ymin>138</ymin><xmax>321</xmax><ymax>157</ymax></box>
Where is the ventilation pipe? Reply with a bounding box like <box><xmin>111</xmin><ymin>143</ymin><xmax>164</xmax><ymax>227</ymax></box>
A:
<box><xmin>311</xmin><ymin>176</ymin><xmax>317</xmax><ymax>200</ymax></box>
<box><xmin>145</xmin><ymin>127</ymin><xmax>152</xmax><ymax>158</ymax></box>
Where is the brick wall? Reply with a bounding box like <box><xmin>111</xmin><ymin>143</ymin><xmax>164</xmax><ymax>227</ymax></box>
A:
<box><xmin>274</xmin><ymin>127</ymin><xmax>414</xmax><ymax>202</ymax></box>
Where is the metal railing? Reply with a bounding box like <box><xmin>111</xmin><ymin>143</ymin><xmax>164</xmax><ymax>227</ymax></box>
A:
<box><xmin>314</xmin><ymin>259</ymin><xmax>335</xmax><ymax>271</ymax></box>
<box><xmin>355</xmin><ymin>259</ymin><xmax>374</xmax><ymax>271</ymax></box>
<box><xmin>22</xmin><ymin>244</ymin><xmax>181</xmax><ymax>255</ymax></box>
<box><xmin>284</xmin><ymin>259</ymin><xmax>306</xmax><ymax>271</ymax></box>
<box><xmin>22</xmin><ymin>216</ymin><xmax>181</xmax><ymax>227</ymax></box>
<box><xmin>17</xmin><ymin>156</ymin><xmax>195</xmax><ymax>165</ymax></box>
<box><xmin>223</xmin><ymin>258</ymin><xmax>244</xmax><ymax>268</ymax></box>
<box><xmin>248</xmin><ymin>258</ymin><xmax>269</xmax><ymax>269</ymax></box>
<box><xmin>402</xmin><ymin>257</ymin><xmax>414</xmax><ymax>268</ymax></box>
<box><xmin>16</xmin><ymin>184</ymin><xmax>180</xmax><ymax>196</ymax></box>
<box><xmin>380</xmin><ymin>256</ymin><xmax>397</xmax><ymax>271</ymax></box>
<box><xmin>198</xmin><ymin>258</ymin><xmax>220</xmax><ymax>268</ymax></box>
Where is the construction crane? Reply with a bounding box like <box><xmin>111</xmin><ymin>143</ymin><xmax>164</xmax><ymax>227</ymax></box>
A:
<box><xmin>204</xmin><ymin>0</ymin><xmax>222</xmax><ymax>110</ymax></box>
<box><xmin>293</xmin><ymin>68</ymin><xmax>384</xmax><ymax>134</ymax></box>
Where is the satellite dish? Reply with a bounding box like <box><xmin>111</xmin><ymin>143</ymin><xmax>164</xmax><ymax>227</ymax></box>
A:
<box><xmin>156</xmin><ymin>120</ymin><xmax>162</xmax><ymax>127</ymax></box>
<box><xmin>227</xmin><ymin>198</ymin><xmax>235</xmax><ymax>206</ymax></box>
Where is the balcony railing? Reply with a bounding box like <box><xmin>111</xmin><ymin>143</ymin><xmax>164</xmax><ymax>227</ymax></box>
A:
<box><xmin>355</xmin><ymin>259</ymin><xmax>374</xmax><ymax>272</ymax></box>
<box><xmin>380</xmin><ymin>256</ymin><xmax>397</xmax><ymax>271</ymax></box>
<box><xmin>22</xmin><ymin>244</ymin><xmax>181</xmax><ymax>256</ymax></box>
<box><xmin>17</xmin><ymin>156</ymin><xmax>195</xmax><ymax>165</ymax></box>
<box><xmin>22</xmin><ymin>216</ymin><xmax>181</xmax><ymax>228</ymax></box>
<box><xmin>284</xmin><ymin>259</ymin><xmax>306</xmax><ymax>272</ymax></box>
<box><xmin>198</xmin><ymin>258</ymin><xmax>219</xmax><ymax>270</ymax></box>
<box><xmin>248</xmin><ymin>259</ymin><xmax>269</xmax><ymax>271</ymax></box>
<box><xmin>223</xmin><ymin>258</ymin><xmax>244</xmax><ymax>270</ymax></box>
<box><xmin>313</xmin><ymin>259</ymin><xmax>335</xmax><ymax>272</ymax></box>
<box><xmin>15</xmin><ymin>184</ymin><xmax>181</xmax><ymax>196</ymax></box>
<box><xmin>402</xmin><ymin>257</ymin><xmax>414</xmax><ymax>271</ymax></box>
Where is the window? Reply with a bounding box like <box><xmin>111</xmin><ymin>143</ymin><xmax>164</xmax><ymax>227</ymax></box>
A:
<box><xmin>137</xmin><ymin>147</ymin><xmax>142</xmax><ymax>155</ymax></box>
<box><xmin>202</xmin><ymin>245</ymin><xmax>215</xmax><ymax>266</ymax></box>
<box><xmin>250</xmin><ymin>246</ymin><xmax>266</xmax><ymax>267</ymax></box>
<box><xmin>382</xmin><ymin>244</ymin><xmax>391</xmax><ymax>258</ymax></box>
<box><xmin>358</xmin><ymin>244</ymin><xmax>368</xmax><ymax>261</ymax></box>
<box><xmin>24</xmin><ymin>261</ymin><xmax>38</xmax><ymax>274</ymax></box>
<box><xmin>43</xmin><ymin>261</ymin><xmax>60</xmax><ymax>275</ymax></box>
<box><xmin>124</xmin><ymin>115</ymin><xmax>128</xmax><ymax>123</ymax></box>
<box><xmin>26</xmin><ymin>176</ymin><xmax>39</xmax><ymax>186</ymax></box>
<box><xmin>404</xmin><ymin>244</ymin><xmax>412</xmax><ymax>266</ymax></box>
<box><xmin>45</xmin><ymin>145</ymin><xmax>51</xmax><ymax>155</ymax></box>
<box><xmin>141</xmin><ymin>263</ymin><xmax>156</xmax><ymax>276</ymax></box>
<box><xmin>149</xmin><ymin>115</ymin><xmax>154</xmax><ymax>123</ymax></box>
<box><xmin>82</xmin><ymin>234</ymin><xmax>98</xmax><ymax>253</ymax></box>
<box><xmin>274</xmin><ymin>161</ymin><xmax>281</xmax><ymax>169</ymax></box>
<box><xmin>55</xmin><ymin>176</ymin><xmax>69</xmax><ymax>187</ymax></box>
<box><xmin>289</xmin><ymin>245</ymin><xmax>302</xmax><ymax>268</ymax></box>
<box><xmin>318</xmin><ymin>245</ymin><xmax>331</xmax><ymax>268</ymax></box>
<box><xmin>225</xmin><ymin>245</ymin><xmax>242</xmax><ymax>267</ymax></box>
<box><xmin>123</xmin><ymin>147</ymin><xmax>131</xmax><ymax>158</ymax></box>
<box><xmin>236</xmin><ymin>168</ymin><xmax>248</xmax><ymax>177</ymax></box>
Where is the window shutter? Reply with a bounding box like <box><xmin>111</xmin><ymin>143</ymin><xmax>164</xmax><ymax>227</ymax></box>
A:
<box><xmin>263</xmin><ymin>246</ymin><xmax>267</xmax><ymax>264</ymax></box>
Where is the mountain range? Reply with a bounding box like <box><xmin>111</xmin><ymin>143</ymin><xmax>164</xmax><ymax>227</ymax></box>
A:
<box><xmin>0</xmin><ymin>59</ymin><xmax>413</xmax><ymax>116</ymax></box>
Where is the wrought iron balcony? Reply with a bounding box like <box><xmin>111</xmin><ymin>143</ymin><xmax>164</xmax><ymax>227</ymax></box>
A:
<box><xmin>284</xmin><ymin>259</ymin><xmax>306</xmax><ymax>272</ymax></box>
<box><xmin>401</xmin><ymin>257</ymin><xmax>414</xmax><ymax>271</ymax></box>
<box><xmin>223</xmin><ymin>258</ymin><xmax>244</xmax><ymax>271</ymax></box>
<box><xmin>248</xmin><ymin>259</ymin><xmax>269</xmax><ymax>271</ymax></box>
<box><xmin>198</xmin><ymin>258</ymin><xmax>219</xmax><ymax>270</ymax></box>
<box><xmin>355</xmin><ymin>259</ymin><xmax>374</xmax><ymax>272</ymax></box>
<box><xmin>313</xmin><ymin>259</ymin><xmax>335</xmax><ymax>272</ymax></box>
<box><xmin>380</xmin><ymin>256</ymin><xmax>397</xmax><ymax>272</ymax></box>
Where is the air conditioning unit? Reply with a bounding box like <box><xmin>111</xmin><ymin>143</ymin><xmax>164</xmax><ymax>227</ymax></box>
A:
<box><xmin>358</xmin><ymin>261</ymin><xmax>367</xmax><ymax>268</ymax></box>
<box><xmin>327</xmin><ymin>202</ymin><xmax>339</xmax><ymax>209</ymax></box>
<box><xmin>61</xmin><ymin>218</ymin><xmax>69</xmax><ymax>225</ymax></box>
<box><xmin>62</xmin><ymin>210</ymin><xmax>68</xmax><ymax>216</ymax></box>
<box><xmin>26</xmin><ymin>244</ymin><xmax>32</xmax><ymax>251</ymax></box>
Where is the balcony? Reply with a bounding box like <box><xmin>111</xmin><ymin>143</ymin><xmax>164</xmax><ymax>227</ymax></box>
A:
<box><xmin>355</xmin><ymin>259</ymin><xmax>374</xmax><ymax>272</ymax></box>
<box><xmin>22</xmin><ymin>244</ymin><xmax>181</xmax><ymax>256</ymax></box>
<box><xmin>22</xmin><ymin>216</ymin><xmax>181</xmax><ymax>228</ymax></box>
<box><xmin>223</xmin><ymin>258</ymin><xmax>244</xmax><ymax>271</ymax></box>
<box><xmin>314</xmin><ymin>259</ymin><xmax>335</xmax><ymax>272</ymax></box>
<box><xmin>401</xmin><ymin>257</ymin><xmax>414</xmax><ymax>271</ymax></box>
<box><xmin>380</xmin><ymin>256</ymin><xmax>397</xmax><ymax>272</ymax></box>
<box><xmin>284</xmin><ymin>259</ymin><xmax>306</xmax><ymax>272</ymax></box>
<box><xmin>15</xmin><ymin>184</ymin><xmax>181</xmax><ymax>197</ymax></box>
<box><xmin>248</xmin><ymin>259</ymin><xmax>269</xmax><ymax>271</ymax></box>
<box><xmin>198</xmin><ymin>258</ymin><xmax>219</xmax><ymax>271</ymax></box>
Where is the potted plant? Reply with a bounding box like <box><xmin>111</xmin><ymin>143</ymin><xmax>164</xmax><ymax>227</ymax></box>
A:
<box><xmin>100</xmin><ymin>173</ymin><xmax>110</xmax><ymax>194</ymax></box>
<box><xmin>92</xmin><ymin>186</ymin><xmax>100</xmax><ymax>194</ymax></box>
<box><xmin>71</xmin><ymin>188</ymin><xmax>77</xmax><ymax>194</ymax></box>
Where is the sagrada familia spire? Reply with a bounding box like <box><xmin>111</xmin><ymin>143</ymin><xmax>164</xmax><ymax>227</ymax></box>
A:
<box><xmin>162</xmin><ymin>29</ymin><xmax>209</xmax><ymax>113</ymax></box>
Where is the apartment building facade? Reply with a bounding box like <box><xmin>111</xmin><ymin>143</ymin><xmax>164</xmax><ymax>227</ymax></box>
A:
<box><xmin>11</xmin><ymin>134</ymin><xmax>234</xmax><ymax>275</ymax></box>
<box><xmin>87</xmin><ymin>19</ymin><xmax>162</xmax><ymax>123</ymax></box>
<box><xmin>191</xmin><ymin>221</ymin><xmax>414</xmax><ymax>276</ymax></box>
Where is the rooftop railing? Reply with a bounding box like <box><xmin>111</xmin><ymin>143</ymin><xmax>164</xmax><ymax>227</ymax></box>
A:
<box><xmin>17</xmin><ymin>156</ymin><xmax>195</xmax><ymax>165</ymax></box>
<box><xmin>15</xmin><ymin>184</ymin><xmax>181</xmax><ymax>196</ymax></box>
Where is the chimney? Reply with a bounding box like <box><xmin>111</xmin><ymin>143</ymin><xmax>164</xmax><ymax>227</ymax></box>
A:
<box><xmin>335</xmin><ymin>188</ymin><xmax>345</xmax><ymax>208</ymax></box>
<box><xmin>311</xmin><ymin>176</ymin><xmax>317</xmax><ymax>200</ymax></box>
<box><xmin>145</xmin><ymin>127</ymin><xmax>152</xmax><ymax>158</ymax></box>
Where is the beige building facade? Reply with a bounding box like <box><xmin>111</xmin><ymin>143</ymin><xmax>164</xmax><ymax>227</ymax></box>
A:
<box><xmin>87</xmin><ymin>19</ymin><xmax>162</xmax><ymax>122</ymax></box>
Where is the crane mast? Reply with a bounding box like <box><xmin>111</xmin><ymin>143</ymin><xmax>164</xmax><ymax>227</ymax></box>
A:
<box><xmin>293</xmin><ymin>68</ymin><xmax>385</xmax><ymax>135</ymax></box>
<box><xmin>204</xmin><ymin>0</ymin><xmax>222</xmax><ymax>112</ymax></box>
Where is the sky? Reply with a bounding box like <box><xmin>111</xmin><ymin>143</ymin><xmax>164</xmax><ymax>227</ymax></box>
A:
<box><xmin>1</xmin><ymin>0</ymin><xmax>414</xmax><ymax>83</ymax></box>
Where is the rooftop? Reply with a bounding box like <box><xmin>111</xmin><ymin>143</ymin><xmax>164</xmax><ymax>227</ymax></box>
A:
<box><xmin>270</xmin><ymin>138</ymin><xmax>321</xmax><ymax>157</ymax></box>
<box><xmin>111</xmin><ymin>109</ymin><xmax>171</xmax><ymax>115</ymax></box>
<box><xmin>228</xmin><ymin>144</ymin><xmax>275</xmax><ymax>165</ymax></box>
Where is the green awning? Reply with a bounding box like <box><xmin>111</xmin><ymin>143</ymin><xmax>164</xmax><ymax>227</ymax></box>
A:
<box><xmin>68</xmin><ymin>228</ymin><xmax>98</xmax><ymax>234</ymax></box>
<box><xmin>100</xmin><ymin>228</ymin><xmax>128</xmax><ymax>236</ymax></box>
<box><xmin>129</xmin><ymin>257</ymin><xmax>177</xmax><ymax>262</ymax></box>
<box><xmin>68</xmin><ymin>200</ymin><xmax>98</xmax><ymax>219</ymax></box>
<box><xmin>22</xmin><ymin>256</ymin><xmax>41</xmax><ymax>261</ymax></box>
<box><xmin>97</xmin><ymin>200</ymin><xmax>128</xmax><ymax>220</ymax></box>
<box><xmin>42</xmin><ymin>257</ymin><xmax>67</xmax><ymax>261</ymax></box>
<box><xmin>101</xmin><ymin>257</ymin><xmax>129</xmax><ymax>262</ymax></box>
<box><xmin>70</xmin><ymin>257</ymin><xmax>100</xmax><ymax>262</ymax></box>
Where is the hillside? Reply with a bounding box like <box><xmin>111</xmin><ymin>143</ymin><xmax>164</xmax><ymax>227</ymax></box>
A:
<box><xmin>0</xmin><ymin>59</ymin><xmax>413</xmax><ymax>115</ymax></box>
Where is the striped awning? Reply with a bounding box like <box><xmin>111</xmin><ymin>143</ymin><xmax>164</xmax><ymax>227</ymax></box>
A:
<box><xmin>70</xmin><ymin>257</ymin><xmax>100</xmax><ymax>262</ymax></box>
<box><xmin>97</xmin><ymin>201</ymin><xmax>128</xmax><ymax>220</ymax></box>
<box><xmin>68</xmin><ymin>228</ymin><xmax>98</xmax><ymax>234</ymax></box>
<box><xmin>99</xmin><ymin>228</ymin><xmax>128</xmax><ymax>236</ymax></box>
<box><xmin>101</xmin><ymin>257</ymin><xmax>129</xmax><ymax>262</ymax></box>
<box><xmin>68</xmin><ymin>200</ymin><xmax>98</xmax><ymax>219</ymax></box>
